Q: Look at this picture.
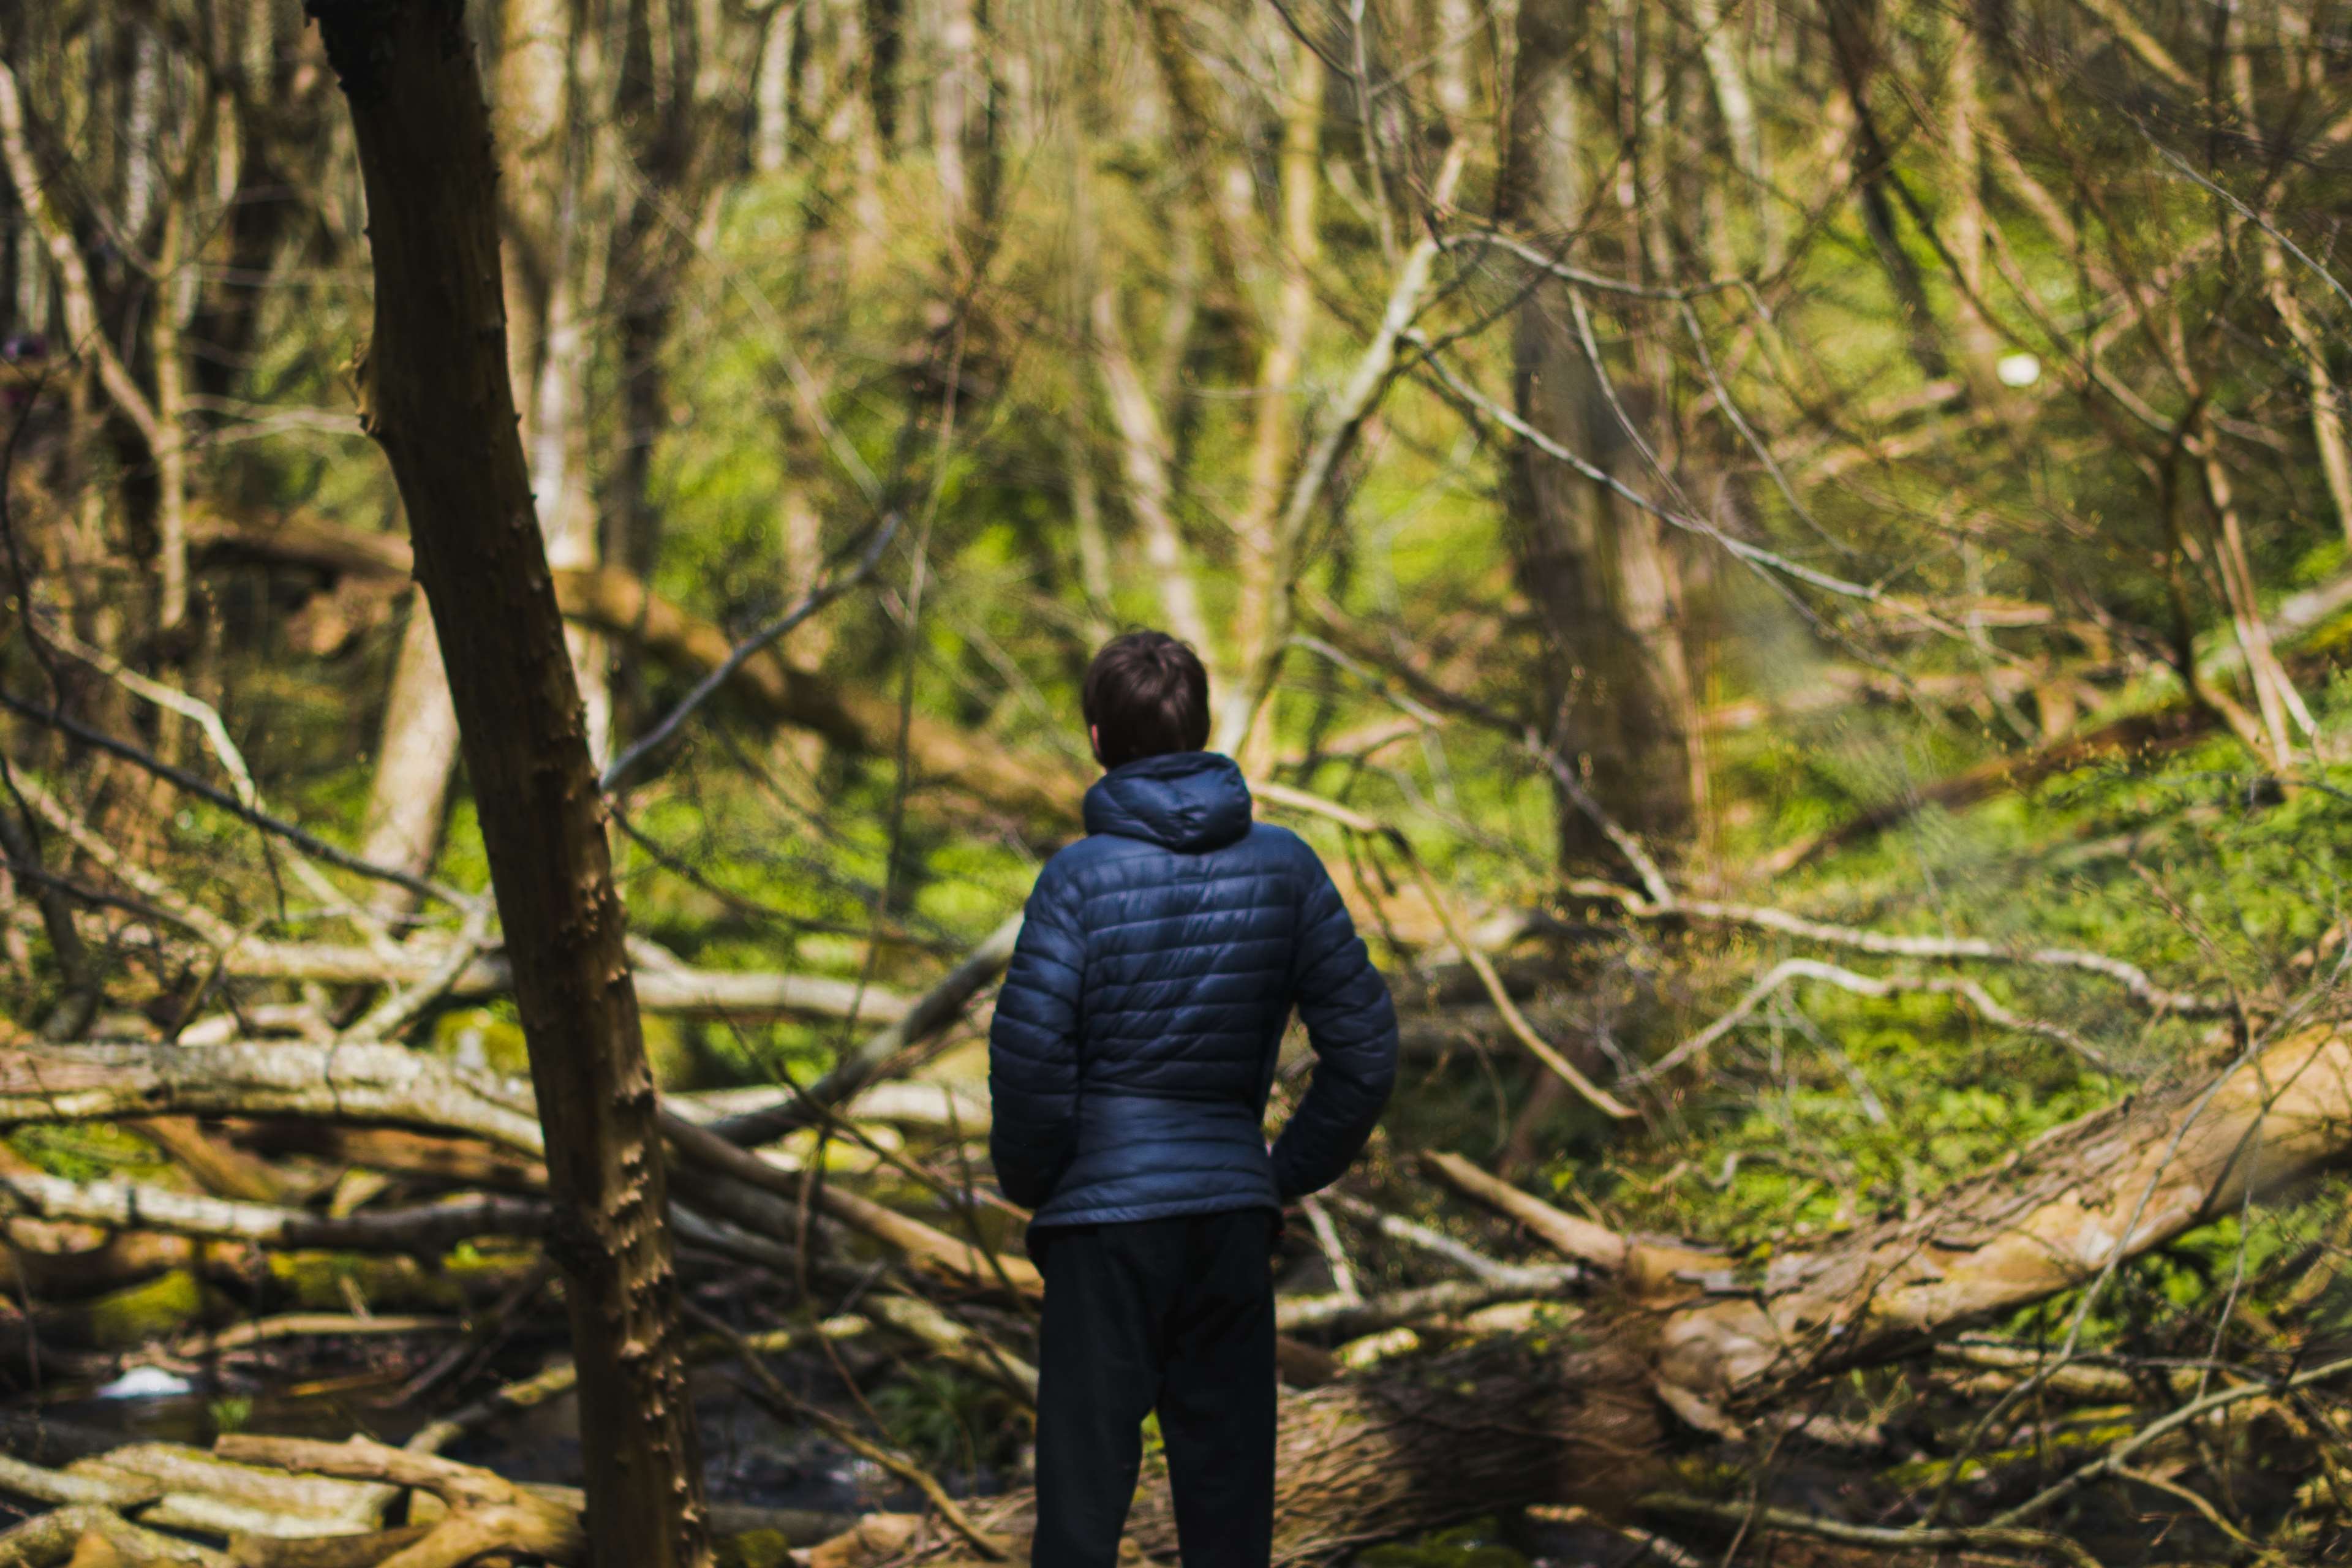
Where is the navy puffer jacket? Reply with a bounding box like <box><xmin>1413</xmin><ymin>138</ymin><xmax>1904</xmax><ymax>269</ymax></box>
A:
<box><xmin>988</xmin><ymin>750</ymin><xmax>1398</xmax><ymax>1236</ymax></box>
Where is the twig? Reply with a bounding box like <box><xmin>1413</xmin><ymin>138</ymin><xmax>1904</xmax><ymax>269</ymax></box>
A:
<box><xmin>1566</xmin><ymin>880</ymin><xmax>2236</xmax><ymax>1020</ymax></box>
<box><xmin>0</xmin><ymin>690</ymin><xmax>466</xmax><ymax>907</ymax></box>
<box><xmin>1299</xmin><ymin>1196</ymin><xmax>1361</xmax><ymax>1302</ymax></box>
<box><xmin>1640</xmin><ymin>1492</ymin><xmax>2105</xmax><ymax>1568</ymax></box>
<box><xmin>706</xmin><ymin>912</ymin><xmax>1020</xmax><ymax>1148</ymax></box>
<box><xmin>600</xmin><ymin>510</ymin><xmax>902</xmax><ymax>793</ymax></box>
<box><xmin>1255</xmin><ymin>779</ymin><xmax>1635</xmax><ymax>1119</ymax></box>
<box><xmin>701</xmin><ymin>1303</ymin><xmax>1010</xmax><ymax>1559</ymax></box>
<box><xmin>1320</xmin><ymin>1190</ymin><xmax>1529</xmax><ymax>1285</ymax></box>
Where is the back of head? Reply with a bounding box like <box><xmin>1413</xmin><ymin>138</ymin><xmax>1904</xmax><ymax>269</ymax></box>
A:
<box><xmin>1083</xmin><ymin>631</ymin><xmax>1210</xmax><ymax>769</ymax></box>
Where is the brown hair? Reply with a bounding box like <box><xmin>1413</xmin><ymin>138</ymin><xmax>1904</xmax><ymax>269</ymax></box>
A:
<box><xmin>1082</xmin><ymin>631</ymin><xmax>1210</xmax><ymax>768</ymax></box>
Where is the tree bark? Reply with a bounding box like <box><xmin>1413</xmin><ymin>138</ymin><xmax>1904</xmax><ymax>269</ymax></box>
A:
<box><xmin>301</xmin><ymin>4</ymin><xmax>710</xmax><ymax>1564</ymax></box>
<box><xmin>1498</xmin><ymin>0</ymin><xmax>1702</xmax><ymax>863</ymax></box>
<box><xmin>197</xmin><ymin>509</ymin><xmax>1086</xmax><ymax>822</ymax></box>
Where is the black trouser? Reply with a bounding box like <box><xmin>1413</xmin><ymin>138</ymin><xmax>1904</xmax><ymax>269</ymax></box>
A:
<box><xmin>1030</xmin><ymin>1208</ymin><xmax>1276</xmax><ymax>1568</ymax></box>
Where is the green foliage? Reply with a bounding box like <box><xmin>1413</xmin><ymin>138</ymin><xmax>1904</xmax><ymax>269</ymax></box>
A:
<box><xmin>1354</xmin><ymin>1518</ymin><xmax>1527</xmax><ymax>1568</ymax></box>
<box><xmin>713</xmin><ymin>1529</ymin><xmax>798</xmax><ymax>1568</ymax></box>
<box><xmin>867</xmin><ymin>1363</ymin><xmax>1023</xmax><ymax>1476</ymax></box>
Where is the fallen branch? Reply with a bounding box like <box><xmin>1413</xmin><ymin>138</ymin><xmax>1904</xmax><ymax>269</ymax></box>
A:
<box><xmin>1656</xmin><ymin>1022</ymin><xmax>2352</xmax><ymax>1404</ymax></box>
<box><xmin>1567</xmin><ymin>882</ymin><xmax>2236</xmax><ymax>1022</ymax></box>
<box><xmin>404</xmin><ymin>1317</ymin><xmax>873</xmax><ymax>1457</ymax></box>
<box><xmin>0</xmin><ymin>1506</ymin><xmax>228</xmax><ymax>1566</ymax></box>
<box><xmin>215</xmin><ymin>1437</ymin><xmax>580</xmax><ymax>1568</ymax></box>
<box><xmin>1630</xmin><ymin>957</ymin><xmax>2114</xmax><ymax>1084</ymax></box>
<box><xmin>1319</xmin><ymin>1191</ymin><xmax>1534</xmax><ymax>1285</ymax></box>
<box><xmin>663</xmin><ymin>1111</ymin><xmax>1042</xmax><ymax>1295</ymax></box>
<box><xmin>1275</xmin><ymin>1272</ymin><xmax>1578</xmax><ymax>1339</ymax></box>
<box><xmin>704</xmin><ymin>913</ymin><xmax>1020</xmax><ymax>1148</ymax></box>
<box><xmin>1640</xmin><ymin>1492</ymin><xmax>2104</xmax><ymax>1568</ymax></box>
<box><xmin>1421</xmin><ymin>1152</ymin><xmax>1717</xmax><ymax>1298</ymax></box>
<box><xmin>0</xmin><ymin>691</ymin><xmax>462</xmax><ymax>910</ymax></box>
<box><xmin>1749</xmin><ymin>598</ymin><xmax>2352</xmax><ymax>876</ymax></box>
<box><xmin>214</xmin><ymin>940</ymin><xmax>916</xmax><ymax>1025</ymax></box>
<box><xmin>168</xmin><ymin>1314</ymin><xmax>458</xmax><ymax>1358</ymax></box>
<box><xmin>0</xmin><ymin>1044</ymin><xmax>547</xmax><ymax>1159</ymax></box>
<box><xmin>192</xmin><ymin>511</ymin><xmax>1082</xmax><ymax>823</ymax></box>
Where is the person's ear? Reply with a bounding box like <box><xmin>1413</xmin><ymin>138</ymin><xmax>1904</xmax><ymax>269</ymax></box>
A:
<box><xmin>1088</xmin><ymin>723</ymin><xmax>1104</xmax><ymax>767</ymax></box>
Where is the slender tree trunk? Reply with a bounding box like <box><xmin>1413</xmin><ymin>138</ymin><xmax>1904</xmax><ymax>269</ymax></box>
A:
<box><xmin>149</xmin><ymin>195</ymin><xmax>191</xmax><ymax>637</ymax></box>
<box><xmin>356</xmin><ymin>0</ymin><xmax>618</xmax><ymax>883</ymax></box>
<box><xmin>304</xmin><ymin>7</ymin><xmax>710</xmax><ymax>1566</ymax></box>
<box><xmin>1221</xmin><ymin>34</ymin><xmax>1322</xmax><ymax>768</ymax></box>
<box><xmin>358</xmin><ymin>603</ymin><xmax>462</xmax><ymax>899</ymax></box>
<box><xmin>866</xmin><ymin>0</ymin><xmax>904</xmax><ymax>146</ymax></box>
<box><xmin>1498</xmin><ymin>0</ymin><xmax>1701</xmax><ymax>862</ymax></box>
<box><xmin>1689</xmin><ymin>0</ymin><xmax>1773</xmax><ymax>270</ymax></box>
<box><xmin>1820</xmin><ymin>0</ymin><xmax>1950</xmax><ymax>381</ymax></box>
<box><xmin>933</xmin><ymin>0</ymin><xmax>976</xmax><ymax>233</ymax></box>
<box><xmin>2229</xmin><ymin>29</ymin><xmax>2352</xmax><ymax>546</ymax></box>
<box><xmin>1943</xmin><ymin>10</ymin><xmax>2008</xmax><ymax>405</ymax></box>
<box><xmin>755</xmin><ymin>2</ymin><xmax>793</xmax><ymax>173</ymax></box>
<box><xmin>1129</xmin><ymin>0</ymin><xmax>1262</xmax><ymax>336</ymax></box>
<box><xmin>1090</xmin><ymin>278</ymin><xmax>1212</xmax><ymax>655</ymax></box>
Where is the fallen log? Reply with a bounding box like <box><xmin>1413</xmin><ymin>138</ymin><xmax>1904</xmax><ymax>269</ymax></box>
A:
<box><xmin>0</xmin><ymin>1172</ymin><xmax>544</xmax><ymax>1255</ymax></box>
<box><xmin>208</xmin><ymin>938</ymin><xmax>914</xmax><ymax>1025</ymax></box>
<box><xmin>1754</xmin><ymin>612</ymin><xmax>2352</xmax><ymax>878</ymax></box>
<box><xmin>21</xmin><ymin>1016</ymin><xmax>2352</xmax><ymax>1566</ymax></box>
<box><xmin>0</xmin><ymin>1044</ymin><xmax>545</xmax><ymax>1158</ymax></box>
<box><xmin>960</xmin><ymin>1335</ymin><xmax>1664</xmax><ymax>1564</ymax></box>
<box><xmin>191</xmin><ymin>510</ymin><xmax>1082</xmax><ymax>824</ymax></box>
<box><xmin>219</xmin><ymin>1123</ymin><xmax>545</xmax><ymax>1194</ymax></box>
<box><xmin>55</xmin><ymin>1445</ymin><xmax>389</xmax><ymax>1544</ymax></box>
<box><xmin>1657</xmin><ymin>1020</ymin><xmax>2352</xmax><ymax>1405</ymax></box>
<box><xmin>0</xmin><ymin>1504</ymin><xmax>227</xmax><ymax>1566</ymax></box>
<box><xmin>214</xmin><ymin>1437</ymin><xmax>577</xmax><ymax>1568</ymax></box>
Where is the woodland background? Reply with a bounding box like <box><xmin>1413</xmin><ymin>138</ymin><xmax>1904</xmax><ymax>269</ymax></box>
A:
<box><xmin>1</xmin><ymin>0</ymin><xmax>2351</xmax><ymax>1564</ymax></box>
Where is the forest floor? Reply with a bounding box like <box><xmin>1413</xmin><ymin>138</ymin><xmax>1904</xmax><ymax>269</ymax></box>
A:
<box><xmin>6</xmin><ymin>667</ymin><xmax>2352</xmax><ymax>1568</ymax></box>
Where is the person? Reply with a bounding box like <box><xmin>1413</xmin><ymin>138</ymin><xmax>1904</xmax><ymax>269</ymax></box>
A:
<box><xmin>989</xmin><ymin>630</ymin><xmax>1400</xmax><ymax>1568</ymax></box>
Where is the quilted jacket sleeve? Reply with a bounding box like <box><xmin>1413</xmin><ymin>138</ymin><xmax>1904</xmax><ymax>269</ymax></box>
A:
<box><xmin>987</xmin><ymin>861</ymin><xmax>1087</xmax><ymax>1209</ymax></box>
<box><xmin>1268</xmin><ymin>848</ymin><xmax>1398</xmax><ymax>1203</ymax></box>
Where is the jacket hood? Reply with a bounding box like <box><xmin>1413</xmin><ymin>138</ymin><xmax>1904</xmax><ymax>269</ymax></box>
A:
<box><xmin>1084</xmin><ymin>751</ymin><xmax>1254</xmax><ymax>852</ymax></box>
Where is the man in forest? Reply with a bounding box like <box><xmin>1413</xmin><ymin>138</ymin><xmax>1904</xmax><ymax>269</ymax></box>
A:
<box><xmin>989</xmin><ymin>630</ymin><xmax>1400</xmax><ymax>1567</ymax></box>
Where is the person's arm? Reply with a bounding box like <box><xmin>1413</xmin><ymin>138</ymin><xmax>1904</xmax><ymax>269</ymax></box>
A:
<box><xmin>987</xmin><ymin>865</ymin><xmax>1087</xmax><ymax>1209</ymax></box>
<box><xmin>1268</xmin><ymin>850</ymin><xmax>1398</xmax><ymax>1204</ymax></box>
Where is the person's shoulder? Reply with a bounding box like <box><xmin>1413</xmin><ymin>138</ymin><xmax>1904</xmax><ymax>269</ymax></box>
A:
<box><xmin>1242</xmin><ymin>820</ymin><xmax>1318</xmax><ymax>860</ymax></box>
<box><xmin>1238</xmin><ymin>822</ymin><xmax>1333</xmax><ymax>881</ymax></box>
<box><xmin>1032</xmin><ymin>830</ymin><xmax>1161</xmax><ymax>897</ymax></box>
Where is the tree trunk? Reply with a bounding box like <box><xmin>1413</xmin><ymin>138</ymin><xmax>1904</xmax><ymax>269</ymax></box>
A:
<box><xmin>1498</xmin><ymin>0</ymin><xmax>1701</xmax><ymax>864</ymax></box>
<box><xmin>356</xmin><ymin>600</ymin><xmax>461</xmax><ymax>910</ymax></box>
<box><xmin>1220</xmin><ymin>32</ymin><xmax>1322</xmax><ymax>769</ymax></box>
<box><xmin>968</xmin><ymin>1338</ymin><xmax>1662</xmax><ymax>1562</ymax></box>
<box><xmin>1658</xmin><ymin>1022</ymin><xmax>2352</xmax><ymax>1407</ymax></box>
<box><xmin>354</xmin><ymin>0</ymin><xmax>615</xmax><ymax>902</ymax></box>
<box><xmin>303</xmin><ymin>5</ymin><xmax>710</xmax><ymax>1566</ymax></box>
